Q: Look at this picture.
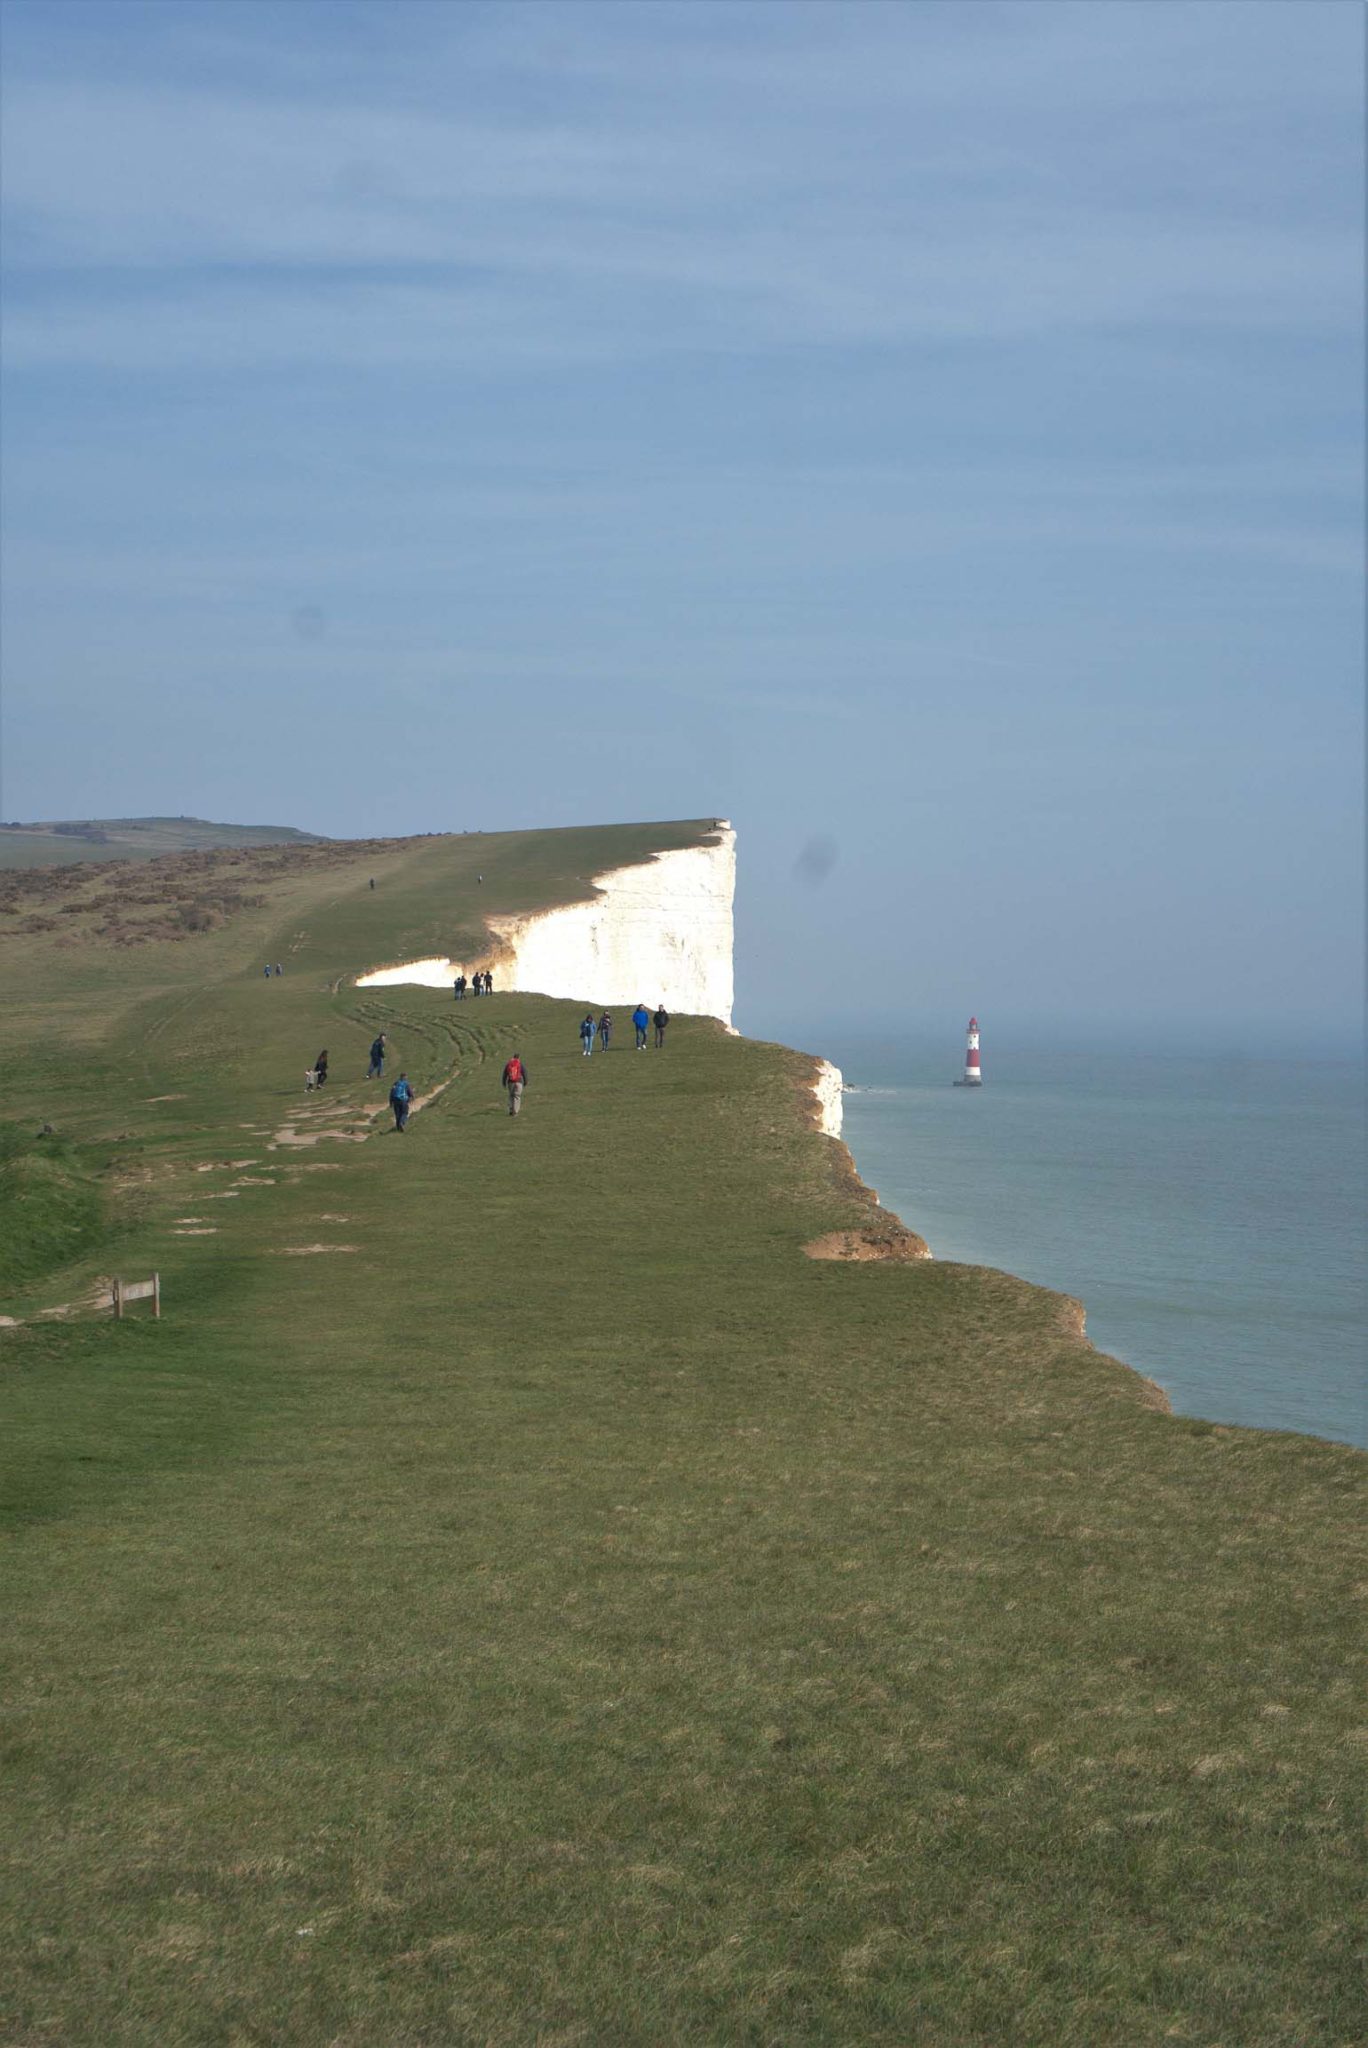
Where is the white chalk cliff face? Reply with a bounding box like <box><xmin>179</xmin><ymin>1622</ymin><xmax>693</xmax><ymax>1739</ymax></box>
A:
<box><xmin>812</xmin><ymin>1058</ymin><xmax>845</xmax><ymax>1140</ymax></box>
<box><xmin>357</xmin><ymin>827</ymin><xmax>737</xmax><ymax>1026</ymax></box>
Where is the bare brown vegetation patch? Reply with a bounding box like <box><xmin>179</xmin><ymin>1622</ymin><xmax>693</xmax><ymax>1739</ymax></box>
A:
<box><xmin>0</xmin><ymin>834</ymin><xmax>431</xmax><ymax>948</ymax></box>
<box><xmin>805</xmin><ymin>1225</ymin><xmax>931</xmax><ymax>1263</ymax></box>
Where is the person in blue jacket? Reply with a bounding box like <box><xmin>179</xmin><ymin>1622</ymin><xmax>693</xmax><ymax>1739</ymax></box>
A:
<box><xmin>389</xmin><ymin>1073</ymin><xmax>413</xmax><ymax>1131</ymax></box>
<box><xmin>579</xmin><ymin>1012</ymin><xmax>596</xmax><ymax>1057</ymax></box>
<box><xmin>632</xmin><ymin>1002</ymin><xmax>650</xmax><ymax>1050</ymax></box>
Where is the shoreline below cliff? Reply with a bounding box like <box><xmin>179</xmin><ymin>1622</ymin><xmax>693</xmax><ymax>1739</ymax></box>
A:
<box><xmin>825</xmin><ymin>1035</ymin><xmax>1365</xmax><ymax>1448</ymax></box>
<box><xmin>799</xmin><ymin>1042</ymin><xmax>1172</xmax><ymax>1412</ymax></box>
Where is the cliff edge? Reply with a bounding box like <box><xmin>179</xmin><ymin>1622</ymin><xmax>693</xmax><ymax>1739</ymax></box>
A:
<box><xmin>358</xmin><ymin>823</ymin><xmax>737</xmax><ymax>1026</ymax></box>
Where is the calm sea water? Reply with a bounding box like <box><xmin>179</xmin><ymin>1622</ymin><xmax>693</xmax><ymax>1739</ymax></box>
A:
<box><xmin>823</xmin><ymin>1034</ymin><xmax>1366</xmax><ymax>1448</ymax></box>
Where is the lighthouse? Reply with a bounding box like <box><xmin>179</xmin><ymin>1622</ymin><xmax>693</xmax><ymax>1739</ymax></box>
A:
<box><xmin>954</xmin><ymin>1016</ymin><xmax>982</xmax><ymax>1087</ymax></box>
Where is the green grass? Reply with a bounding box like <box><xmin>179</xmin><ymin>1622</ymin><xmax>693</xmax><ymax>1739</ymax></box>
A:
<box><xmin>0</xmin><ymin>1126</ymin><xmax>109</xmax><ymax>1294</ymax></box>
<box><xmin>1</xmin><ymin>822</ymin><xmax>1364</xmax><ymax>2046</ymax></box>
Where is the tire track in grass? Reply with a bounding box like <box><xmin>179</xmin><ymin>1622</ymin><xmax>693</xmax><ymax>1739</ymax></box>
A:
<box><xmin>18</xmin><ymin>999</ymin><xmax>495</xmax><ymax>1322</ymax></box>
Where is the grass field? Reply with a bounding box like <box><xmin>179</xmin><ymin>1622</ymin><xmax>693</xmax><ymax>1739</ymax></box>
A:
<box><xmin>1</xmin><ymin>822</ymin><xmax>1364</xmax><ymax>2046</ymax></box>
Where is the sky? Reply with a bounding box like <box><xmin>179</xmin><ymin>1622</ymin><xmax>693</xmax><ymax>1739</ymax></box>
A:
<box><xmin>1</xmin><ymin>0</ymin><xmax>1362</xmax><ymax>1044</ymax></box>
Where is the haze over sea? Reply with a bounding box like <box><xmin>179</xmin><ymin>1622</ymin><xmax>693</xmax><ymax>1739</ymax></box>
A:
<box><xmin>800</xmin><ymin>1026</ymin><xmax>1365</xmax><ymax>1449</ymax></box>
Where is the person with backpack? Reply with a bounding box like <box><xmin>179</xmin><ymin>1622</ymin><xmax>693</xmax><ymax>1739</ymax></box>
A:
<box><xmin>367</xmin><ymin>1032</ymin><xmax>387</xmax><ymax>1079</ymax></box>
<box><xmin>653</xmin><ymin>1004</ymin><xmax>669</xmax><ymax>1049</ymax></box>
<box><xmin>502</xmin><ymin>1051</ymin><xmax>528</xmax><ymax>1116</ymax></box>
<box><xmin>632</xmin><ymin>1002</ymin><xmax>650</xmax><ymax>1050</ymax></box>
<box><xmin>598</xmin><ymin>1011</ymin><xmax>612</xmax><ymax>1052</ymax></box>
<box><xmin>389</xmin><ymin>1073</ymin><xmax>413</xmax><ymax>1131</ymax></box>
<box><xmin>579</xmin><ymin>1012</ymin><xmax>596</xmax><ymax>1057</ymax></box>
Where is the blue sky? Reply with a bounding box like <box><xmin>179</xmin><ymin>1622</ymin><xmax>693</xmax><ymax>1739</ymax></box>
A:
<box><xmin>1</xmin><ymin>0</ymin><xmax>1362</xmax><ymax>1041</ymax></box>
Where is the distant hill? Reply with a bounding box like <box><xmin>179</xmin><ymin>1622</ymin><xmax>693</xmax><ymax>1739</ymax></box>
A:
<box><xmin>0</xmin><ymin>816</ymin><xmax>325</xmax><ymax>869</ymax></box>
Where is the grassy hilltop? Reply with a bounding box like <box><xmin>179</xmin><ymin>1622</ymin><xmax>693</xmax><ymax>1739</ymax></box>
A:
<box><xmin>1</xmin><ymin>822</ymin><xmax>1363</xmax><ymax>2047</ymax></box>
<box><xmin>0</xmin><ymin>815</ymin><xmax>325</xmax><ymax>869</ymax></box>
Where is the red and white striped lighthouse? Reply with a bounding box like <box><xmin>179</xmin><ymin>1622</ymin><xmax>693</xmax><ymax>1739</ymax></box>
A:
<box><xmin>955</xmin><ymin>1016</ymin><xmax>982</xmax><ymax>1087</ymax></box>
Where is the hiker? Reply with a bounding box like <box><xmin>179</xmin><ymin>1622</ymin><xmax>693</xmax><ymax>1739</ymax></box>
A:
<box><xmin>453</xmin><ymin>974</ymin><xmax>465</xmax><ymax>1001</ymax></box>
<box><xmin>502</xmin><ymin>1051</ymin><xmax>527</xmax><ymax>1116</ymax></box>
<box><xmin>367</xmin><ymin>1032</ymin><xmax>387</xmax><ymax>1079</ymax></box>
<box><xmin>632</xmin><ymin>1002</ymin><xmax>650</xmax><ymax>1050</ymax></box>
<box><xmin>469</xmin><ymin>971</ymin><xmax>480</xmax><ymax>997</ymax></box>
<box><xmin>484</xmin><ymin>969</ymin><xmax>495</xmax><ymax>994</ymax></box>
<box><xmin>369</xmin><ymin>877</ymin><xmax>375</xmax><ymax>890</ymax></box>
<box><xmin>274</xmin><ymin>963</ymin><xmax>282</xmax><ymax>976</ymax></box>
<box><xmin>654</xmin><ymin>1004</ymin><xmax>669</xmax><ymax>1049</ymax></box>
<box><xmin>598</xmin><ymin>1011</ymin><xmax>612</xmax><ymax>1051</ymax></box>
<box><xmin>389</xmin><ymin>1073</ymin><xmax>413</xmax><ymax>1131</ymax></box>
<box><xmin>263</xmin><ymin>965</ymin><xmax>271</xmax><ymax>978</ymax></box>
<box><xmin>314</xmin><ymin>1049</ymin><xmax>329</xmax><ymax>1087</ymax></box>
<box><xmin>579</xmin><ymin>1012</ymin><xmax>596</xmax><ymax>1058</ymax></box>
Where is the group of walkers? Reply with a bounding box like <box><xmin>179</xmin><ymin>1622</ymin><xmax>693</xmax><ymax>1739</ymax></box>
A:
<box><xmin>579</xmin><ymin>1011</ymin><xmax>611</xmax><ymax>1055</ymax></box>
<box><xmin>577</xmin><ymin>1004</ymin><xmax>668</xmax><ymax>1055</ymax></box>
<box><xmin>306</xmin><ymin>1035</ymin><xmax>409</xmax><ymax>1129</ymax></box>
<box><xmin>303</xmin><ymin>998</ymin><xmax>673</xmax><ymax>1136</ymax></box>
<box><xmin>453</xmin><ymin>971</ymin><xmax>494</xmax><ymax>999</ymax></box>
<box><xmin>502</xmin><ymin>1001</ymin><xmax>665</xmax><ymax>1114</ymax></box>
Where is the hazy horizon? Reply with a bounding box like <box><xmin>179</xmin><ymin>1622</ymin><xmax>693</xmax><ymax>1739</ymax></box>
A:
<box><xmin>2</xmin><ymin>0</ymin><xmax>1362</xmax><ymax>1038</ymax></box>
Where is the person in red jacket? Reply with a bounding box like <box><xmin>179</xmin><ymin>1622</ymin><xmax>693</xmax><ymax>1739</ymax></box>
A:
<box><xmin>502</xmin><ymin>1052</ymin><xmax>528</xmax><ymax>1117</ymax></box>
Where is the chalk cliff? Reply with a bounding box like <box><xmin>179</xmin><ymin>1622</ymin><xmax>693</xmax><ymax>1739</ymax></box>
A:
<box><xmin>811</xmin><ymin>1057</ymin><xmax>845</xmax><ymax>1140</ymax></box>
<box><xmin>357</xmin><ymin>826</ymin><xmax>737</xmax><ymax>1026</ymax></box>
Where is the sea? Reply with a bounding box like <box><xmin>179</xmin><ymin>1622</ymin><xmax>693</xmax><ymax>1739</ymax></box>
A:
<box><xmin>813</xmin><ymin>1030</ymin><xmax>1366</xmax><ymax>1449</ymax></box>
